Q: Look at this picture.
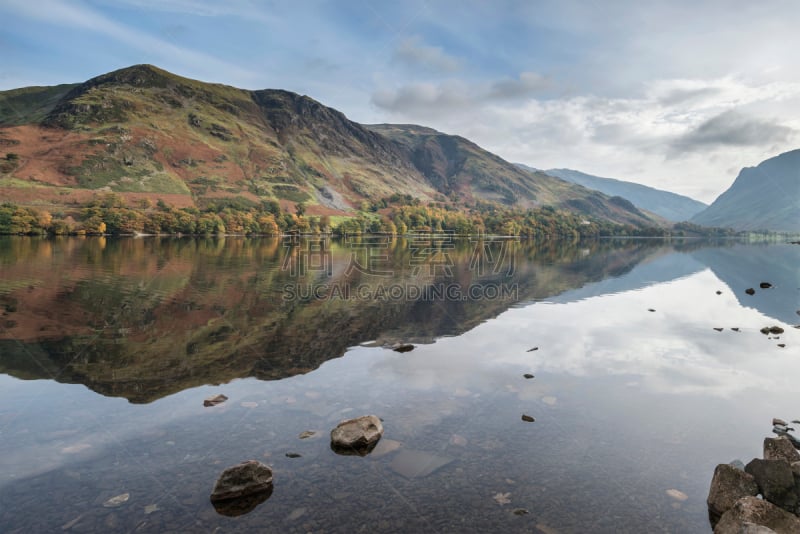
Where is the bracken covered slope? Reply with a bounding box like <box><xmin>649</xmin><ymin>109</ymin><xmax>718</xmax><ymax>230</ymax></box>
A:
<box><xmin>0</xmin><ymin>64</ymin><xmax>661</xmax><ymax>226</ymax></box>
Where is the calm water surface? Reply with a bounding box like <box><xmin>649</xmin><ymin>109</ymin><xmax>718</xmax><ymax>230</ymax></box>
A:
<box><xmin>0</xmin><ymin>236</ymin><xmax>798</xmax><ymax>533</ymax></box>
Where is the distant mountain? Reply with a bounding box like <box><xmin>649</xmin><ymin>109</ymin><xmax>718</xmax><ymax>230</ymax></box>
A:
<box><xmin>691</xmin><ymin>150</ymin><xmax>800</xmax><ymax>232</ymax></box>
<box><xmin>0</xmin><ymin>64</ymin><xmax>662</xmax><ymax>228</ymax></box>
<box><xmin>523</xmin><ymin>166</ymin><xmax>707</xmax><ymax>222</ymax></box>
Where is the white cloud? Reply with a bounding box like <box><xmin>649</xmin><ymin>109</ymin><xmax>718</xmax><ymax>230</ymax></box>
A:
<box><xmin>392</xmin><ymin>36</ymin><xmax>461</xmax><ymax>72</ymax></box>
<box><xmin>370</xmin><ymin>75</ymin><xmax>800</xmax><ymax>202</ymax></box>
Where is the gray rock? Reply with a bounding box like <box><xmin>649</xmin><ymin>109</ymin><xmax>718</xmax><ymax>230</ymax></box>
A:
<box><xmin>210</xmin><ymin>460</ymin><xmax>273</xmax><ymax>502</ymax></box>
<box><xmin>774</xmin><ymin>418</ymin><xmax>789</xmax><ymax>427</ymax></box>
<box><xmin>771</xmin><ymin>429</ymin><xmax>800</xmax><ymax>449</ymax></box>
<box><xmin>764</xmin><ymin>437</ymin><xmax>800</xmax><ymax>463</ymax></box>
<box><xmin>714</xmin><ymin>496</ymin><xmax>800</xmax><ymax>534</ymax></box>
<box><xmin>330</xmin><ymin>415</ymin><xmax>383</xmax><ymax>455</ymax></box>
<box><xmin>734</xmin><ymin>523</ymin><xmax>777</xmax><ymax>533</ymax></box>
<box><xmin>745</xmin><ymin>459</ymin><xmax>799</xmax><ymax>513</ymax></box>
<box><xmin>707</xmin><ymin>463</ymin><xmax>759</xmax><ymax>522</ymax></box>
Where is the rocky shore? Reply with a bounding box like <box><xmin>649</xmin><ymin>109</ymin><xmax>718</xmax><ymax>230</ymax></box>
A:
<box><xmin>707</xmin><ymin>422</ymin><xmax>800</xmax><ymax>533</ymax></box>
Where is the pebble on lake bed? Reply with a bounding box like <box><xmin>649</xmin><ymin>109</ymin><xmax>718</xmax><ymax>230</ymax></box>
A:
<box><xmin>521</xmin><ymin>414</ymin><xmax>535</xmax><ymax>422</ymax></box>
<box><xmin>523</xmin><ymin>373</ymin><xmax>534</xmax><ymax>379</ymax></box>
<box><xmin>745</xmin><ymin>288</ymin><xmax>755</xmax><ymax>295</ymax></box>
<box><xmin>102</xmin><ymin>493</ymin><xmax>130</xmax><ymax>508</ymax></box>
<box><xmin>666</xmin><ymin>489</ymin><xmax>688</xmax><ymax>501</ymax></box>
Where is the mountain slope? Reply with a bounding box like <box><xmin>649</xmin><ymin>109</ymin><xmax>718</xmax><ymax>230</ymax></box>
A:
<box><xmin>369</xmin><ymin>124</ymin><xmax>660</xmax><ymax>226</ymax></box>
<box><xmin>690</xmin><ymin>150</ymin><xmax>800</xmax><ymax>231</ymax></box>
<box><xmin>0</xmin><ymin>64</ymin><xmax>662</xmax><ymax>227</ymax></box>
<box><xmin>530</xmin><ymin>167</ymin><xmax>707</xmax><ymax>222</ymax></box>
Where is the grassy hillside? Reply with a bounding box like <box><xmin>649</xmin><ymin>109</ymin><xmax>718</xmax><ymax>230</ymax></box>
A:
<box><xmin>0</xmin><ymin>64</ymin><xmax>664</xmax><ymax>229</ymax></box>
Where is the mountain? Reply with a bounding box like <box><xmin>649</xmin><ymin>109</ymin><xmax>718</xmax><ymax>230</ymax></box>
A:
<box><xmin>368</xmin><ymin>124</ymin><xmax>661</xmax><ymax>226</ymax></box>
<box><xmin>690</xmin><ymin>150</ymin><xmax>800</xmax><ymax>232</ymax></box>
<box><xmin>526</xmin><ymin>166</ymin><xmax>707</xmax><ymax>222</ymax></box>
<box><xmin>0</xmin><ymin>64</ymin><xmax>662</xmax><ymax>227</ymax></box>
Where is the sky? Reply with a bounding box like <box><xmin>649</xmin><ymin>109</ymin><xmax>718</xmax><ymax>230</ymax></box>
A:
<box><xmin>2</xmin><ymin>0</ymin><xmax>800</xmax><ymax>203</ymax></box>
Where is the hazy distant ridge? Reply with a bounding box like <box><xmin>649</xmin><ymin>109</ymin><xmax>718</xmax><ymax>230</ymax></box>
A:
<box><xmin>521</xmin><ymin>166</ymin><xmax>708</xmax><ymax>222</ymax></box>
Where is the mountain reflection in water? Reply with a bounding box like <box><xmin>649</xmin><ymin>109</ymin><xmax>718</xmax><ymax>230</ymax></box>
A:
<box><xmin>0</xmin><ymin>236</ymin><xmax>714</xmax><ymax>403</ymax></box>
<box><xmin>0</xmin><ymin>236</ymin><xmax>798</xmax><ymax>533</ymax></box>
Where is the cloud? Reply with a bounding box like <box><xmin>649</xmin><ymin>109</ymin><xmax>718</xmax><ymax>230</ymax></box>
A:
<box><xmin>372</xmin><ymin>70</ymin><xmax>552</xmax><ymax>114</ymax></box>
<box><xmin>371</xmin><ymin>81</ymin><xmax>471</xmax><ymax>115</ymax></box>
<box><xmin>368</xmin><ymin>74</ymin><xmax>800</xmax><ymax>202</ymax></box>
<box><xmin>656</xmin><ymin>87</ymin><xmax>723</xmax><ymax>106</ymax></box>
<box><xmin>671</xmin><ymin>110</ymin><xmax>794</xmax><ymax>153</ymax></box>
<box><xmin>392</xmin><ymin>36</ymin><xmax>461</xmax><ymax>72</ymax></box>
<box><xmin>487</xmin><ymin>72</ymin><xmax>552</xmax><ymax>100</ymax></box>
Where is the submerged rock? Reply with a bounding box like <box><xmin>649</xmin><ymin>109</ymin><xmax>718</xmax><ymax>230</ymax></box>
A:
<box><xmin>392</xmin><ymin>343</ymin><xmax>415</xmax><ymax>353</ymax></box>
<box><xmin>523</xmin><ymin>373</ymin><xmax>534</xmax><ymax>379</ymax></box>
<box><xmin>521</xmin><ymin>414</ymin><xmax>535</xmax><ymax>423</ymax></box>
<box><xmin>389</xmin><ymin>448</ymin><xmax>454</xmax><ymax>478</ymax></box>
<box><xmin>666</xmin><ymin>489</ymin><xmax>688</xmax><ymax>501</ymax></box>
<box><xmin>330</xmin><ymin>415</ymin><xmax>383</xmax><ymax>455</ymax></box>
<box><xmin>761</xmin><ymin>326</ymin><xmax>785</xmax><ymax>335</ymax></box>
<box><xmin>760</xmin><ymin>282</ymin><xmax>773</xmax><ymax>289</ymax></box>
<box><xmin>745</xmin><ymin>288</ymin><xmax>756</xmax><ymax>295</ymax></box>
<box><xmin>707</xmin><ymin>464</ymin><xmax>759</xmax><ymax>523</ymax></box>
<box><xmin>204</xmin><ymin>394</ymin><xmax>228</xmax><ymax>407</ymax></box>
<box><xmin>212</xmin><ymin>488</ymin><xmax>272</xmax><ymax>517</ymax></box>
<box><xmin>102</xmin><ymin>493</ymin><xmax>130</xmax><ymax>508</ymax></box>
<box><xmin>210</xmin><ymin>460</ymin><xmax>273</xmax><ymax>503</ymax></box>
<box><xmin>714</xmin><ymin>496</ymin><xmax>800</xmax><ymax>534</ymax></box>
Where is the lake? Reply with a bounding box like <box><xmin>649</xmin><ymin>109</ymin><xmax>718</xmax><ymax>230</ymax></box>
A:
<box><xmin>0</xmin><ymin>236</ymin><xmax>798</xmax><ymax>533</ymax></box>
